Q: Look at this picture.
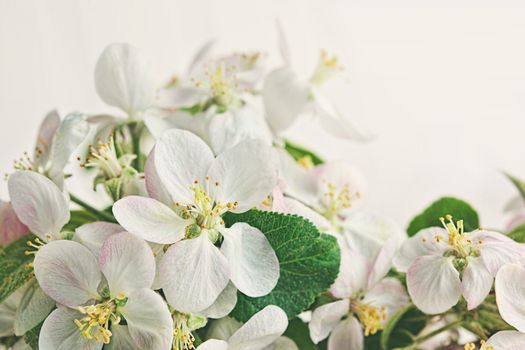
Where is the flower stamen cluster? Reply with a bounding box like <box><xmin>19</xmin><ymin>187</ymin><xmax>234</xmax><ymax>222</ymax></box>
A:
<box><xmin>351</xmin><ymin>299</ymin><xmax>387</xmax><ymax>336</ymax></box>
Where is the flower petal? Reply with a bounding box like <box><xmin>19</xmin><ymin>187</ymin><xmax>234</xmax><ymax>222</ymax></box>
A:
<box><xmin>73</xmin><ymin>222</ymin><xmax>123</xmax><ymax>258</ymax></box>
<box><xmin>368</xmin><ymin>238</ymin><xmax>398</xmax><ymax>288</ymax></box>
<box><xmin>263</xmin><ymin>67</ymin><xmax>308</xmax><ymax>133</ymax></box>
<box><xmin>327</xmin><ymin>316</ymin><xmax>363</xmax><ymax>350</ymax></box>
<box><xmin>99</xmin><ymin>232</ymin><xmax>156</xmax><ymax>296</ymax></box>
<box><xmin>271</xmin><ymin>337</ymin><xmax>299</xmax><ymax>350</ymax></box>
<box><xmin>330</xmin><ymin>247</ymin><xmax>369</xmax><ymax>299</ymax></box>
<box><xmin>94</xmin><ymin>43</ymin><xmax>155</xmax><ymax>115</ymax></box>
<box><xmin>393</xmin><ymin>227</ymin><xmax>449</xmax><ymax>272</ymax></box>
<box><xmin>220</xmin><ymin>223</ymin><xmax>279</xmax><ymax>297</ymax></box>
<box><xmin>363</xmin><ymin>277</ymin><xmax>409</xmax><ymax>320</ymax></box>
<box><xmin>309</xmin><ymin>300</ymin><xmax>349</xmax><ymax>344</ymax></box>
<box><xmin>473</xmin><ymin>230</ymin><xmax>525</xmax><ymax>275</ymax></box>
<box><xmin>200</xmin><ymin>282</ymin><xmax>238</xmax><ymax>319</ymax></box>
<box><xmin>160</xmin><ymin>234</ymin><xmax>230</xmax><ymax>313</ymax></box>
<box><xmin>38</xmin><ymin>307</ymin><xmax>103</xmax><ymax>350</ymax></box>
<box><xmin>34</xmin><ymin>240</ymin><xmax>101</xmax><ymax>308</ymax></box>
<box><xmin>485</xmin><ymin>330</ymin><xmax>525</xmax><ymax>349</ymax></box>
<box><xmin>495</xmin><ymin>263</ymin><xmax>525</xmax><ymax>332</ymax></box>
<box><xmin>113</xmin><ymin>196</ymin><xmax>189</xmax><ymax>244</ymax></box>
<box><xmin>155</xmin><ymin>129</ymin><xmax>214</xmax><ymax>204</ymax></box>
<box><xmin>33</xmin><ymin>110</ymin><xmax>60</xmax><ymax>169</ymax></box>
<box><xmin>14</xmin><ymin>280</ymin><xmax>55</xmax><ymax>336</ymax></box>
<box><xmin>275</xmin><ymin>196</ymin><xmax>331</xmax><ymax>230</ymax></box>
<box><xmin>228</xmin><ymin>305</ymin><xmax>288</xmax><ymax>350</ymax></box>
<box><xmin>106</xmin><ymin>324</ymin><xmax>141</xmax><ymax>350</ymax></box>
<box><xmin>207</xmin><ymin>316</ymin><xmax>242</xmax><ymax>341</ymax></box>
<box><xmin>209</xmin><ymin>140</ymin><xmax>277</xmax><ymax>212</ymax></box>
<box><xmin>8</xmin><ymin>171</ymin><xmax>70</xmax><ymax>240</ymax></box>
<box><xmin>0</xmin><ymin>286</ymin><xmax>24</xmax><ymax>337</ymax></box>
<box><xmin>119</xmin><ymin>288</ymin><xmax>173</xmax><ymax>350</ymax></box>
<box><xmin>197</xmin><ymin>340</ymin><xmax>229</xmax><ymax>350</ymax></box>
<box><xmin>407</xmin><ymin>255</ymin><xmax>461</xmax><ymax>314</ymax></box>
<box><xmin>0</xmin><ymin>200</ymin><xmax>29</xmax><ymax>246</ymax></box>
<box><xmin>276</xmin><ymin>149</ymin><xmax>318</xmax><ymax>207</ymax></box>
<box><xmin>144</xmin><ymin>148</ymin><xmax>172</xmax><ymax>205</ymax></box>
<box><xmin>462</xmin><ymin>256</ymin><xmax>493</xmax><ymax>310</ymax></box>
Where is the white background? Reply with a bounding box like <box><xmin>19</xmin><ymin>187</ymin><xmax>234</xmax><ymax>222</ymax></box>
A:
<box><xmin>1</xmin><ymin>0</ymin><xmax>525</xmax><ymax>230</ymax></box>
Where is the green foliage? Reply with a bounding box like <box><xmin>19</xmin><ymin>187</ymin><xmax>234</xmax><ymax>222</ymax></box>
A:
<box><xmin>223</xmin><ymin>210</ymin><xmax>340</xmax><ymax>322</ymax></box>
<box><xmin>505</xmin><ymin>172</ymin><xmax>525</xmax><ymax>201</ymax></box>
<box><xmin>283</xmin><ymin>318</ymin><xmax>318</xmax><ymax>350</ymax></box>
<box><xmin>0</xmin><ymin>234</ymin><xmax>36</xmax><ymax>305</ymax></box>
<box><xmin>284</xmin><ymin>140</ymin><xmax>324</xmax><ymax>165</ymax></box>
<box><xmin>407</xmin><ymin>197</ymin><xmax>480</xmax><ymax>236</ymax></box>
<box><xmin>23</xmin><ymin>321</ymin><xmax>42</xmax><ymax>350</ymax></box>
<box><xmin>508</xmin><ymin>223</ymin><xmax>525</xmax><ymax>242</ymax></box>
<box><xmin>380</xmin><ymin>303</ymin><xmax>427</xmax><ymax>350</ymax></box>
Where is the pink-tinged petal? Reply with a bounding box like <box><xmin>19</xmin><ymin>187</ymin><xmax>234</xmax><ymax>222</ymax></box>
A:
<box><xmin>94</xmin><ymin>43</ymin><xmax>156</xmax><ymax>115</ymax></box>
<box><xmin>220</xmin><ymin>224</ymin><xmax>279</xmax><ymax>297</ymax></box>
<box><xmin>8</xmin><ymin>171</ymin><xmax>70</xmax><ymax>240</ymax></box>
<box><xmin>263</xmin><ymin>67</ymin><xmax>309</xmax><ymax>133</ymax></box>
<box><xmin>144</xmin><ymin>148</ymin><xmax>172</xmax><ymax>205</ymax></box>
<box><xmin>485</xmin><ymin>330</ymin><xmax>525</xmax><ymax>349</ymax></box>
<box><xmin>38</xmin><ymin>307</ymin><xmax>103</xmax><ymax>350</ymax></box>
<box><xmin>0</xmin><ymin>201</ymin><xmax>29</xmax><ymax>246</ymax></box>
<box><xmin>113</xmin><ymin>196</ymin><xmax>189</xmax><ymax>244</ymax></box>
<box><xmin>119</xmin><ymin>289</ymin><xmax>173</xmax><ymax>350</ymax></box>
<box><xmin>33</xmin><ymin>110</ymin><xmax>60</xmax><ymax>169</ymax></box>
<box><xmin>160</xmin><ymin>234</ymin><xmax>230</xmax><ymax>313</ymax></box>
<box><xmin>200</xmin><ymin>282</ymin><xmax>238</xmax><ymax>319</ymax></box>
<box><xmin>99</xmin><ymin>232</ymin><xmax>156</xmax><ymax>296</ymax></box>
<box><xmin>73</xmin><ymin>222</ymin><xmax>123</xmax><ymax>258</ymax></box>
<box><xmin>330</xmin><ymin>247</ymin><xmax>369</xmax><ymax>299</ymax></box>
<box><xmin>462</xmin><ymin>256</ymin><xmax>493</xmax><ymax>310</ymax></box>
<box><xmin>364</xmin><ymin>277</ymin><xmax>409</xmax><ymax>321</ymax></box>
<box><xmin>197</xmin><ymin>340</ymin><xmax>229</xmax><ymax>350</ymax></box>
<box><xmin>34</xmin><ymin>240</ymin><xmax>101</xmax><ymax>308</ymax></box>
<box><xmin>155</xmin><ymin>129</ymin><xmax>214</xmax><ymax>204</ymax></box>
<box><xmin>393</xmin><ymin>227</ymin><xmax>449</xmax><ymax>272</ymax></box>
<box><xmin>368</xmin><ymin>238</ymin><xmax>398</xmax><ymax>288</ymax></box>
<box><xmin>327</xmin><ymin>316</ymin><xmax>363</xmax><ymax>350</ymax></box>
<box><xmin>209</xmin><ymin>140</ymin><xmax>278</xmax><ymax>212</ymax></box>
<box><xmin>473</xmin><ymin>230</ymin><xmax>525</xmax><ymax>275</ymax></box>
<box><xmin>407</xmin><ymin>255</ymin><xmax>461</xmax><ymax>314</ymax></box>
<box><xmin>495</xmin><ymin>263</ymin><xmax>525</xmax><ymax>332</ymax></box>
<box><xmin>228</xmin><ymin>305</ymin><xmax>288</xmax><ymax>349</ymax></box>
<box><xmin>309</xmin><ymin>300</ymin><xmax>349</xmax><ymax>344</ymax></box>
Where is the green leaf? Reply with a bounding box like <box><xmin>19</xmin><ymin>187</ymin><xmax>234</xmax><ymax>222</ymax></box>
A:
<box><xmin>0</xmin><ymin>234</ymin><xmax>36</xmax><ymax>305</ymax></box>
<box><xmin>62</xmin><ymin>210</ymin><xmax>99</xmax><ymax>232</ymax></box>
<box><xmin>407</xmin><ymin>197</ymin><xmax>480</xmax><ymax>236</ymax></box>
<box><xmin>283</xmin><ymin>318</ymin><xmax>318</xmax><ymax>350</ymax></box>
<box><xmin>223</xmin><ymin>210</ymin><xmax>340</xmax><ymax>322</ymax></box>
<box><xmin>505</xmin><ymin>172</ymin><xmax>525</xmax><ymax>201</ymax></box>
<box><xmin>508</xmin><ymin>223</ymin><xmax>525</xmax><ymax>243</ymax></box>
<box><xmin>23</xmin><ymin>321</ymin><xmax>43</xmax><ymax>350</ymax></box>
<box><xmin>284</xmin><ymin>140</ymin><xmax>324</xmax><ymax>166</ymax></box>
<box><xmin>380</xmin><ymin>303</ymin><xmax>427</xmax><ymax>350</ymax></box>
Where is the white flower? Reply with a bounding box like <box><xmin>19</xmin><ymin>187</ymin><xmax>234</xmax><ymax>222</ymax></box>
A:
<box><xmin>0</xmin><ymin>200</ymin><xmax>28</xmax><ymax>246</ymax></box>
<box><xmin>464</xmin><ymin>331</ymin><xmax>525</xmax><ymax>350</ymax></box>
<box><xmin>197</xmin><ymin>305</ymin><xmax>295</xmax><ymax>350</ymax></box>
<box><xmin>309</xmin><ymin>239</ymin><xmax>408</xmax><ymax>350</ymax></box>
<box><xmin>395</xmin><ymin>216</ymin><xmax>525</xmax><ymax>314</ymax></box>
<box><xmin>34</xmin><ymin>233</ymin><xmax>173</xmax><ymax>349</ymax></box>
<box><xmin>113</xmin><ymin>129</ymin><xmax>279</xmax><ymax>314</ymax></box>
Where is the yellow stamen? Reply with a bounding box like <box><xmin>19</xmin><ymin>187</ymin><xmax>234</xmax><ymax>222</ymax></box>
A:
<box><xmin>75</xmin><ymin>300</ymin><xmax>121</xmax><ymax>344</ymax></box>
<box><xmin>352</xmin><ymin>300</ymin><xmax>387</xmax><ymax>336</ymax></box>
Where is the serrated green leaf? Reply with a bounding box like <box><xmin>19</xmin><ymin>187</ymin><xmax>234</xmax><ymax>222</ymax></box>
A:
<box><xmin>284</xmin><ymin>140</ymin><xmax>324</xmax><ymax>165</ymax></box>
<box><xmin>505</xmin><ymin>172</ymin><xmax>525</xmax><ymax>201</ymax></box>
<box><xmin>407</xmin><ymin>197</ymin><xmax>480</xmax><ymax>236</ymax></box>
<box><xmin>380</xmin><ymin>303</ymin><xmax>428</xmax><ymax>350</ymax></box>
<box><xmin>283</xmin><ymin>318</ymin><xmax>318</xmax><ymax>350</ymax></box>
<box><xmin>0</xmin><ymin>234</ymin><xmax>36</xmax><ymax>305</ymax></box>
<box><xmin>223</xmin><ymin>210</ymin><xmax>340</xmax><ymax>322</ymax></box>
<box><xmin>508</xmin><ymin>223</ymin><xmax>525</xmax><ymax>242</ymax></box>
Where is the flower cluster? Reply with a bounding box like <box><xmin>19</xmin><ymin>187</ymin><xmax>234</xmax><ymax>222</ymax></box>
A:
<box><xmin>0</xmin><ymin>34</ymin><xmax>525</xmax><ymax>350</ymax></box>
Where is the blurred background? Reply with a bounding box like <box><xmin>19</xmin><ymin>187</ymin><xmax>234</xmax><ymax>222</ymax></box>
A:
<box><xmin>1</xmin><ymin>0</ymin><xmax>525</xmax><ymax>229</ymax></box>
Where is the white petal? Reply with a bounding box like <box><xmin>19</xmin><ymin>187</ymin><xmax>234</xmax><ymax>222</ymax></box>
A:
<box><xmin>155</xmin><ymin>129</ymin><xmax>214</xmax><ymax>204</ymax></box>
<box><xmin>220</xmin><ymin>224</ymin><xmax>279</xmax><ymax>297</ymax></box>
<box><xmin>34</xmin><ymin>240</ymin><xmax>101</xmax><ymax>308</ymax></box>
<box><xmin>14</xmin><ymin>280</ymin><xmax>55</xmax><ymax>336</ymax></box>
<box><xmin>48</xmin><ymin>112</ymin><xmax>90</xmax><ymax>186</ymax></box>
<box><xmin>119</xmin><ymin>288</ymin><xmax>174</xmax><ymax>350</ymax></box>
<box><xmin>99</xmin><ymin>232</ymin><xmax>156</xmax><ymax>296</ymax></box>
<box><xmin>462</xmin><ymin>256</ymin><xmax>493</xmax><ymax>310</ymax></box>
<box><xmin>8</xmin><ymin>171</ymin><xmax>70</xmax><ymax>240</ymax></box>
<box><xmin>308</xmin><ymin>300</ymin><xmax>349</xmax><ymax>344</ymax></box>
<box><xmin>473</xmin><ymin>230</ymin><xmax>525</xmax><ymax>275</ymax></box>
<box><xmin>94</xmin><ymin>43</ymin><xmax>155</xmax><ymax>115</ymax></box>
<box><xmin>277</xmin><ymin>197</ymin><xmax>331</xmax><ymax>230</ymax></box>
<box><xmin>327</xmin><ymin>316</ymin><xmax>363</xmax><ymax>350</ymax></box>
<box><xmin>276</xmin><ymin>149</ymin><xmax>318</xmax><ymax>207</ymax></box>
<box><xmin>368</xmin><ymin>238</ymin><xmax>398</xmax><ymax>288</ymax></box>
<box><xmin>363</xmin><ymin>277</ymin><xmax>409</xmax><ymax>320</ymax></box>
<box><xmin>207</xmin><ymin>316</ymin><xmax>242</xmax><ymax>341</ymax></box>
<box><xmin>330</xmin><ymin>247</ymin><xmax>369</xmax><ymax>299</ymax></box>
<box><xmin>39</xmin><ymin>307</ymin><xmax>103</xmax><ymax>350</ymax></box>
<box><xmin>407</xmin><ymin>255</ymin><xmax>461</xmax><ymax>314</ymax></box>
<box><xmin>209</xmin><ymin>140</ymin><xmax>277</xmax><ymax>212</ymax></box>
<box><xmin>495</xmin><ymin>263</ymin><xmax>525</xmax><ymax>332</ymax></box>
<box><xmin>485</xmin><ymin>330</ymin><xmax>525</xmax><ymax>349</ymax></box>
<box><xmin>263</xmin><ymin>67</ymin><xmax>308</xmax><ymax>133</ymax></box>
<box><xmin>229</xmin><ymin>305</ymin><xmax>288</xmax><ymax>350</ymax></box>
<box><xmin>144</xmin><ymin>148</ymin><xmax>173</xmax><ymax>205</ymax></box>
<box><xmin>106</xmin><ymin>324</ymin><xmax>141</xmax><ymax>350</ymax></box>
<box><xmin>0</xmin><ymin>200</ymin><xmax>29</xmax><ymax>246</ymax></box>
<box><xmin>197</xmin><ymin>340</ymin><xmax>229</xmax><ymax>350</ymax></box>
<box><xmin>33</xmin><ymin>110</ymin><xmax>60</xmax><ymax>169</ymax></box>
<box><xmin>160</xmin><ymin>234</ymin><xmax>230</xmax><ymax>313</ymax></box>
<box><xmin>393</xmin><ymin>227</ymin><xmax>449</xmax><ymax>272</ymax></box>
<box><xmin>73</xmin><ymin>222</ymin><xmax>123</xmax><ymax>258</ymax></box>
<box><xmin>200</xmin><ymin>282</ymin><xmax>238</xmax><ymax>319</ymax></box>
<box><xmin>271</xmin><ymin>337</ymin><xmax>299</xmax><ymax>350</ymax></box>
<box><xmin>0</xmin><ymin>286</ymin><xmax>23</xmax><ymax>337</ymax></box>
<box><xmin>113</xmin><ymin>196</ymin><xmax>189</xmax><ymax>244</ymax></box>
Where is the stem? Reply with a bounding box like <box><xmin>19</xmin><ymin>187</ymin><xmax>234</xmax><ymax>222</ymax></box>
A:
<box><xmin>70</xmin><ymin>194</ymin><xmax>116</xmax><ymax>222</ymax></box>
<box><xmin>129</xmin><ymin>122</ymin><xmax>144</xmax><ymax>172</ymax></box>
<box><xmin>412</xmin><ymin>319</ymin><xmax>463</xmax><ymax>346</ymax></box>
